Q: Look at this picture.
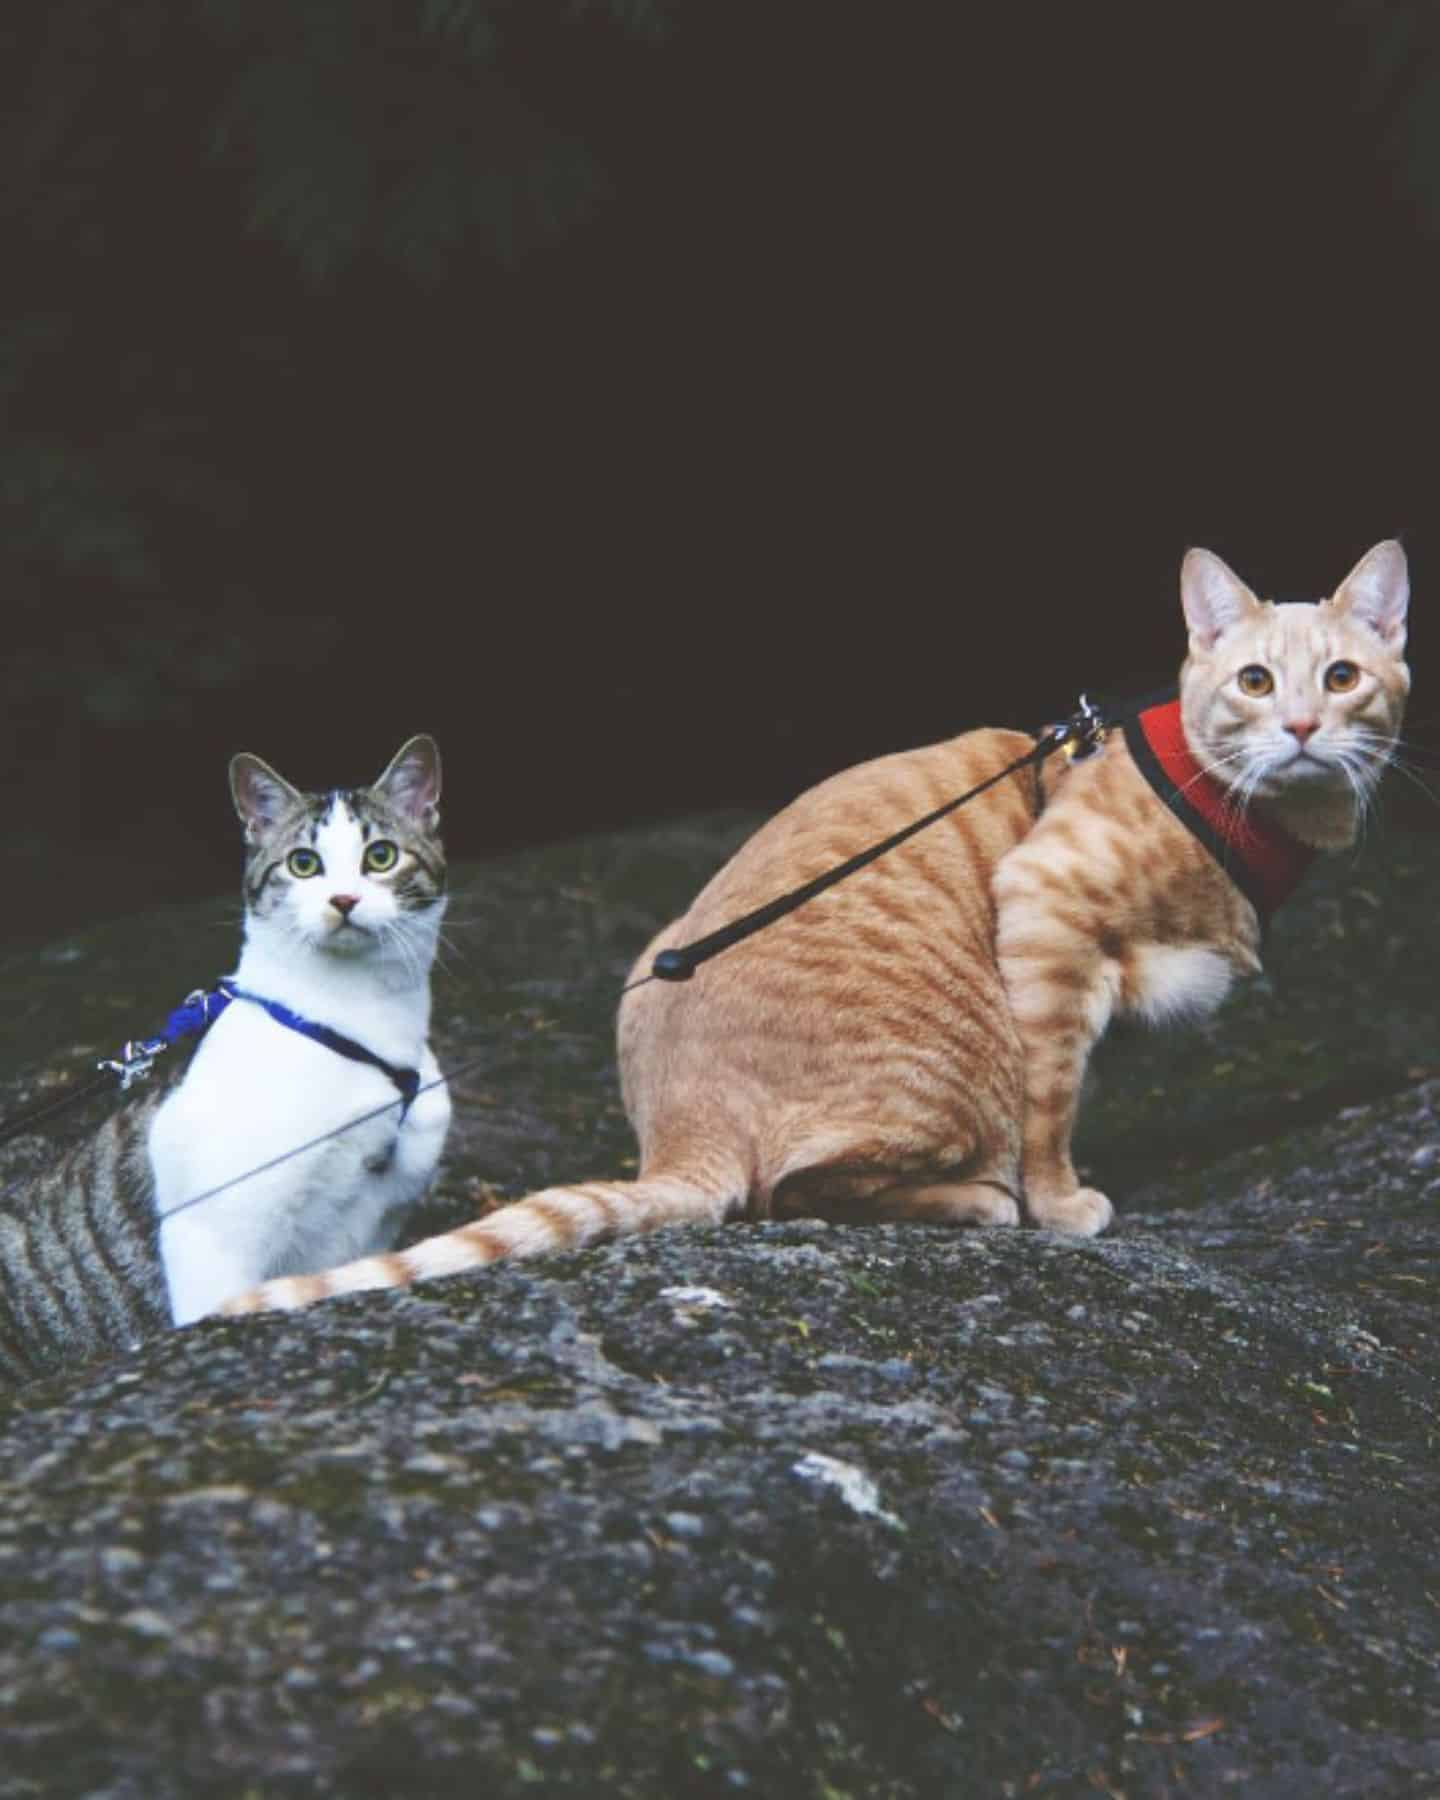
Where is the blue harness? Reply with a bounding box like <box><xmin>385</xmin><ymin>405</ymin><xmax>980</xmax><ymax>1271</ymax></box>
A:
<box><xmin>104</xmin><ymin>979</ymin><xmax>420</xmax><ymax>1116</ymax></box>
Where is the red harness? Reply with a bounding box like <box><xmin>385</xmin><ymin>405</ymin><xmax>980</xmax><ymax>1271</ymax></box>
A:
<box><xmin>1121</xmin><ymin>696</ymin><xmax>1314</xmax><ymax>925</ymax></box>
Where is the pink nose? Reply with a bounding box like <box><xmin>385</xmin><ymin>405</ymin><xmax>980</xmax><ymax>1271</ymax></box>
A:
<box><xmin>330</xmin><ymin>893</ymin><xmax>360</xmax><ymax>917</ymax></box>
<box><xmin>1285</xmin><ymin>720</ymin><xmax>1318</xmax><ymax>745</ymax></box>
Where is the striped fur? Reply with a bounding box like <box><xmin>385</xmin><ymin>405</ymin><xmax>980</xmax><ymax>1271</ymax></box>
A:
<box><xmin>0</xmin><ymin>1077</ymin><xmax>176</xmax><ymax>1384</ymax></box>
<box><xmin>223</xmin><ymin>541</ymin><xmax>1412</xmax><ymax>1316</ymax></box>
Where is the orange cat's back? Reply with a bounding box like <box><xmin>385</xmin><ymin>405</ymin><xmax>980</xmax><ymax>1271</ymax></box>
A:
<box><xmin>620</xmin><ymin>727</ymin><xmax>1051</xmax><ymax>1217</ymax></box>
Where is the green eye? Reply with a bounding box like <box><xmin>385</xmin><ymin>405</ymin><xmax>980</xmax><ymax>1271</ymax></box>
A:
<box><xmin>1325</xmin><ymin>659</ymin><xmax>1360</xmax><ymax>693</ymax></box>
<box><xmin>363</xmin><ymin>840</ymin><xmax>400</xmax><ymax>874</ymax></box>
<box><xmin>1237</xmin><ymin>664</ymin><xmax>1274</xmax><ymax>697</ymax></box>
<box><xmin>287</xmin><ymin>848</ymin><xmax>322</xmax><ymax>879</ymax></box>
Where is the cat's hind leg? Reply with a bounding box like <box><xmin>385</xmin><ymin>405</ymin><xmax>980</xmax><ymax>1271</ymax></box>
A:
<box><xmin>772</xmin><ymin>1160</ymin><xmax>1021</xmax><ymax>1228</ymax></box>
<box><xmin>867</xmin><ymin>1179</ymin><xmax>1021</xmax><ymax>1228</ymax></box>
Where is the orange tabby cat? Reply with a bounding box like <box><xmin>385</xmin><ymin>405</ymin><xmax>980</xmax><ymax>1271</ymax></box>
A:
<box><xmin>222</xmin><ymin>540</ymin><xmax>1409</xmax><ymax>1313</ymax></box>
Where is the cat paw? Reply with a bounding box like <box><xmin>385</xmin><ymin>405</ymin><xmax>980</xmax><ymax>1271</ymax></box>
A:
<box><xmin>870</xmin><ymin>1181</ymin><xmax>1021</xmax><ymax>1227</ymax></box>
<box><xmin>1027</xmin><ymin>1187</ymin><xmax>1114</xmax><ymax>1237</ymax></box>
<box><xmin>964</xmin><ymin>1188</ymin><xmax>1022</xmax><ymax>1229</ymax></box>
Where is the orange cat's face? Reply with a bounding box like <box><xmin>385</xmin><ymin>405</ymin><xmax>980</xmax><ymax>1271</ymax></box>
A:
<box><xmin>1178</xmin><ymin>540</ymin><xmax>1410</xmax><ymax>822</ymax></box>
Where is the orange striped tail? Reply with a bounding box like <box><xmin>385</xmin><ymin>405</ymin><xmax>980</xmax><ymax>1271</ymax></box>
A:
<box><xmin>217</xmin><ymin>1167</ymin><xmax>744</xmax><ymax>1315</ymax></box>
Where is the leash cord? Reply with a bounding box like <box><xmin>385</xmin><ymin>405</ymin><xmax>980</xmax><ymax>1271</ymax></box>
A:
<box><xmin>621</xmin><ymin>709</ymin><xmax>1098</xmax><ymax>995</ymax></box>
<box><xmin>154</xmin><ymin>1054</ymin><xmax>491</xmax><ymax>1226</ymax></box>
<box><xmin>0</xmin><ymin>1073</ymin><xmax>118</xmax><ymax>1151</ymax></box>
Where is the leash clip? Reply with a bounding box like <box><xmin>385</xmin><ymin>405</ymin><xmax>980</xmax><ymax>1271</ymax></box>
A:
<box><xmin>98</xmin><ymin>1036</ymin><xmax>167</xmax><ymax>1092</ymax></box>
<box><xmin>1058</xmin><ymin>692</ymin><xmax>1107</xmax><ymax>762</ymax></box>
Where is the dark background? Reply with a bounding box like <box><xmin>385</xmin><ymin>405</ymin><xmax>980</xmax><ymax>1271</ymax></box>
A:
<box><xmin>4</xmin><ymin>0</ymin><xmax>1438</xmax><ymax>944</ymax></box>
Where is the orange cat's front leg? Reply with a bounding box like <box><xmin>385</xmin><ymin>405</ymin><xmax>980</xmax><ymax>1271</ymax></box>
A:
<box><xmin>991</xmin><ymin>860</ymin><xmax>1116</xmax><ymax>1237</ymax></box>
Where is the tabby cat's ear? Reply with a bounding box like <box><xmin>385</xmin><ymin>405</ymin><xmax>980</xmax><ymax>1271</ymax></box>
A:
<box><xmin>230</xmin><ymin>754</ymin><xmax>303</xmax><ymax>843</ymax></box>
<box><xmin>1326</xmin><ymin>539</ymin><xmax>1409</xmax><ymax>652</ymax></box>
<box><xmin>1179</xmin><ymin>548</ymin><xmax>1264</xmax><ymax>653</ymax></box>
<box><xmin>374</xmin><ymin>735</ymin><xmax>442</xmax><ymax>829</ymax></box>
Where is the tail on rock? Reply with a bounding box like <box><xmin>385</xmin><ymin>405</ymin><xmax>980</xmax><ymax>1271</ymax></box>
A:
<box><xmin>217</xmin><ymin>1168</ymin><xmax>745</xmax><ymax>1316</ymax></box>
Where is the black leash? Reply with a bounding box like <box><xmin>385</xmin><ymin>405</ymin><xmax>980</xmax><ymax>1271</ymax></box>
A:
<box><xmin>622</xmin><ymin>694</ymin><xmax>1112</xmax><ymax>995</ymax></box>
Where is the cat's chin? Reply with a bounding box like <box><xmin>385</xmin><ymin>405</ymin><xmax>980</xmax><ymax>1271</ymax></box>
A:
<box><xmin>1254</xmin><ymin>755</ymin><xmax>1351</xmax><ymax>803</ymax></box>
<box><xmin>1260</xmin><ymin>766</ymin><xmax>1353</xmax><ymax>802</ymax></box>
<box><xmin>313</xmin><ymin>924</ymin><xmax>378</xmax><ymax>958</ymax></box>
<box><xmin>1262</xmin><ymin>780</ymin><xmax>1361</xmax><ymax>850</ymax></box>
<box><xmin>1277</xmin><ymin>748</ymin><xmax>1344</xmax><ymax>778</ymax></box>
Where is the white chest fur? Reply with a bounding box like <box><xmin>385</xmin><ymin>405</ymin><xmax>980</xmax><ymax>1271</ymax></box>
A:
<box><xmin>1126</xmin><ymin>942</ymin><xmax>1238</xmax><ymax>1025</ymax></box>
<box><xmin>151</xmin><ymin>951</ymin><xmax>451</xmax><ymax>1326</ymax></box>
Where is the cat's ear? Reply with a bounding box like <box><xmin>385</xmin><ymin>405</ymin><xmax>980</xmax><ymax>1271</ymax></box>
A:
<box><xmin>230</xmin><ymin>754</ymin><xmax>303</xmax><ymax>843</ymax></box>
<box><xmin>374</xmin><ymin>734</ymin><xmax>442</xmax><ymax>829</ymax></box>
<box><xmin>1180</xmin><ymin>549</ymin><xmax>1264</xmax><ymax>652</ymax></box>
<box><xmin>1327</xmin><ymin>539</ymin><xmax>1409</xmax><ymax>652</ymax></box>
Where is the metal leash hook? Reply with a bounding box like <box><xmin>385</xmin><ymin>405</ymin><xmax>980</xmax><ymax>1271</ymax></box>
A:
<box><xmin>97</xmin><ymin>1035</ymin><xmax>168</xmax><ymax>1092</ymax></box>
<box><xmin>1053</xmin><ymin>692</ymin><xmax>1108</xmax><ymax>762</ymax></box>
<box><xmin>94</xmin><ymin>985</ymin><xmax>230</xmax><ymax>1091</ymax></box>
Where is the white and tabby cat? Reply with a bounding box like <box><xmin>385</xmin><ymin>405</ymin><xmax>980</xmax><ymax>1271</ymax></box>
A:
<box><xmin>223</xmin><ymin>541</ymin><xmax>1410</xmax><ymax>1315</ymax></box>
<box><xmin>0</xmin><ymin>736</ymin><xmax>450</xmax><ymax>1377</ymax></box>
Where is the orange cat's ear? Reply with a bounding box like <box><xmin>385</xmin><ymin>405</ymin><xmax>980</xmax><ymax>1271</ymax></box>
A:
<box><xmin>1179</xmin><ymin>548</ymin><xmax>1263</xmax><ymax>653</ymax></box>
<box><xmin>1327</xmin><ymin>539</ymin><xmax>1409</xmax><ymax>652</ymax></box>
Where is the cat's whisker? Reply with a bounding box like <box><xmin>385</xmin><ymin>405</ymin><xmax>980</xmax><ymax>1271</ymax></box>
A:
<box><xmin>381</xmin><ymin>919</ymin><xmax>426</xmax><ymax>989</ymax></box>
<box><xmin>1176</xmin><ymin>744</ymin><xmax>1253</xmax><ymax>809</ymax></box>
<box><xmin>1199</xmin><ymin>748</ymin><xmax>1268</xmax><ymax>834</ymax></box>
<box><xmin>376</xmin><ymin>920</ymin><xmax>405</xmax><ymax>978</ymax></box>
<box><xmin>431</xmin><ymin>929</ymin><xmax>470</xmax><ymax>972</ymax></box>
<box><xmin>1327</xmin><ymin>753</ymin><xmax>1370</xmax><ymax>840</ymax></box>
<box><xmin>1347</xmin><ymin>729</ymin><xmax>1440</xmax><ymax>807</ymax></box>
<box><xmin>1367</xmin><ymin>755</ymin><xmax>1440</xmax><ymax>810</ymax></box>
<box><xmin>1341</xmin><ymin>744</ymin><xmax>1408</xmax><ymax>840</ymax></box>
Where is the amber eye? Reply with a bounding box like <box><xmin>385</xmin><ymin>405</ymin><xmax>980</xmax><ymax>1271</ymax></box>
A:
<box><xmin>287</xmin><ymin>848</ymin><xmax>323</xmax><ymax>879</ymax></box>
<box><xmin>1324</xmin><ymin>660</ymin><xmax>1360</xmax><ymax>693</ymax></box>
<box><xmin>1237</xmin><ymin>665</ymin><xmax>1274</xmax><ymax>697</ymax></box>
<box><xmin>363</xmin><ymin>839</ymin><xmax>400</xmax><ymax>874</ymax></box>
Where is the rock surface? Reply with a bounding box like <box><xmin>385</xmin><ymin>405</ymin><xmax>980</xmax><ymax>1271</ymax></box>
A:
<box><xmin>1</xmin><ymin>810</ymin><xmax>1438</xmax><ymax>1797</ymax></box>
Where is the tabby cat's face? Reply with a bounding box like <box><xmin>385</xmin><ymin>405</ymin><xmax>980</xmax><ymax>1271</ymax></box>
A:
<box><xmin>228</xmin><ymin>735</ymin><xmax>446</xmax><ymax>960</ymax></box>
<box><xmin>1178</xmin><ymin>540</ymin><xmax>1410</xmax><ymax>811</ymax></box>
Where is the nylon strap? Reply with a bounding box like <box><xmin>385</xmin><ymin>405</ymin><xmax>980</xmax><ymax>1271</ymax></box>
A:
<box><xmin>1122</xmin><ymin>696</ymin><xmax>1314</xmax><ymax>923</ymax></box>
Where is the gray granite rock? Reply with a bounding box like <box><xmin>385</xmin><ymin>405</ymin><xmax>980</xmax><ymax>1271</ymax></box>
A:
<box><xmin>1</xmin><ymin>812</ymin><xmax>1437</xmax><ymax>1796</ymax></box>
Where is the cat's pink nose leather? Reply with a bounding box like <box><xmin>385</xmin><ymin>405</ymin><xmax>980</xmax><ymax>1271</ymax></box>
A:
<box><xmin>1284</xmin><ymin>720</ymin><xmax>1318</xmax><ymax>744</ymax></box>
<box><xmin>330</xmin><ymin>894</ymin><xmax>360</xmax><ymax>917</ymax></box>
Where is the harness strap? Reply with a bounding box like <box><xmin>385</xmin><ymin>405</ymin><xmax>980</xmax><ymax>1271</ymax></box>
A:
<box><xmin>215</xmin><ymin>981</ymin><xmax>421</xmax><ymax>1114</ymax></box>
<box><xmin>1121</xmin><ymin>694</ymin><xmax>1314</xmax><ymax>923</ymax></box>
